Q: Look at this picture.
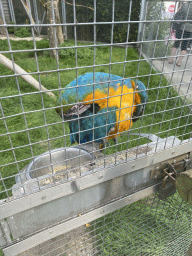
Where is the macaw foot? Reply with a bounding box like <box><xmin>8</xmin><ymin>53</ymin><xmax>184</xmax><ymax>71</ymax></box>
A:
<box><xmin>99</xmin><ymin>138</ymin><xmax>109</xmax><ymax>150</ymax></box>
<box><xmin>108</xmin><ymin>127</ymin><xmax>118</xmax><ymax>144</ymax></box>
<box><xmin>113</xmin><ymin>137</ymin><xmax>118</xmax><ymax>144</ymax></box>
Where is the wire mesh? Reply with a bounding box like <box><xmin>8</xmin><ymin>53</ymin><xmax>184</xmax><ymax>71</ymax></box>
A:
<box><xmin>0</xmin><ymin>0</ymin><xmax>191</xmax><ymax>200</ymax></box>
<box><xmin>0</xmin><ymin>0</ymin><xmax>192</xmax><ymax>255</ymax></box>
<box><xmin>15</xmin><ymin>193</ymin><xmax>192</xmax><ymax>256</ymax></box>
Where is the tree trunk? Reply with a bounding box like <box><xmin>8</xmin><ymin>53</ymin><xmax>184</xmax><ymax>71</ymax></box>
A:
<box><xmin>46</xmin><ymin>0</ymin><xmax>64</xmax><ymax>58</ymax></box>
<box><xmin>54</xmin><ymin>1</ymin><xmax>64</xmax><ymax>45</ymax></box>
<box><xmin>0</xmin><ymin>18</ymin><xmax>6</xmax><ymax>35</ymax></box>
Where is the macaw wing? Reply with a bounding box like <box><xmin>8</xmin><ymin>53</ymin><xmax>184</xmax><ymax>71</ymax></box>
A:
<box><xmin>132</xmin><ymin>79</ymin><xmax>148</xmax><ymax>122</ymax></box>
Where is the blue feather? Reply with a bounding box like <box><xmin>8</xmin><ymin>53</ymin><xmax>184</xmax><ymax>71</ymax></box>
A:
<box><xmin>59</xmin><ymin>72</ymin><xmax>132</xmax><ymax>105</ymax></box>
<box><xmin>69</xmin><ymin>107</ymin><xmax>117</xmax><ymax>144</ymax></box>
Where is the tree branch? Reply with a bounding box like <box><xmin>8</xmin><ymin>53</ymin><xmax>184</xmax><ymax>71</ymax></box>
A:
<box><xmin>38</xmin><ymin>0</ymin><xmax>94</xmax><ymax>11</ymax></box>
<box><xmin>20</xmin><ymin>0</ymin><xmax>37</xmax><ymax>32</ymax></box>
<box><xmin>65</xmin><ymin>1</ymin><xmax>94</xmax><ymax>11</ymax></box>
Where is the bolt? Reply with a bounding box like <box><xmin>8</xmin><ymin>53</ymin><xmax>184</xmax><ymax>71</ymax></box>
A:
<box><xmin>132</xmin><ymin>164</ymin><xmax>135</xmax><ymax>168</ymax></box>
<box><xmin>172</xmin><ymin>151</ymin><xmax>175</xmax><ymax>155</ymax></box>
<box><xmin>98</xmin><ymin>174</ymin><xmax>103</xmax><ymax>179</ymax></box>
<box><xmin>41</xmin><ymin>195</ymin><xmax>46</xmax><ymax>200</ymax></box>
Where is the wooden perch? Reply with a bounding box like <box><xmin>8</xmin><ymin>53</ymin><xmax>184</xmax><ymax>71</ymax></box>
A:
<box><xmin>0</xmin><ymin>54</ymin><xmax>56</xmax><ymax>99</ymax></box>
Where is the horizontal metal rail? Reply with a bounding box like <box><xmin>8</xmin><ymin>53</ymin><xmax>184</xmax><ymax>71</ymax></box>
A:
<box><xmin>2</xmin><ymin>184</ymin><xmax>159</xmax><ymax>256</ymax></box>
<box><xmin>0</xmin><ymin>139</ymin><xmax>191</xmax><ymax>220</ymax></box>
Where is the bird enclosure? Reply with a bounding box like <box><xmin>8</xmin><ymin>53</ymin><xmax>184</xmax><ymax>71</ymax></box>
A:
<box><xmin>0</xmin><ymin>0</ymin><xmax>192</xmax><ymax>255</ymax></box>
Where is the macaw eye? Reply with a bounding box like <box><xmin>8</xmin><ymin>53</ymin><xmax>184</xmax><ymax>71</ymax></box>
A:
<box><xmin>89</xmin><ymin>103</ymin><xmax>100</xmax><ymax>114</ymax></box>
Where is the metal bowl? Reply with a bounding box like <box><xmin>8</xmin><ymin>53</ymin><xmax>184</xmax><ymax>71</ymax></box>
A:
<box><xmin>15</xmin><ymin>147</ymin><xmax>93</xmax><ymax>184</ymax></box>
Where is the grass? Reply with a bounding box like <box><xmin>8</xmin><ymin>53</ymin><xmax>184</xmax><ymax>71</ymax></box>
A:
<box><xmin>0</xmin><ymin>39</ymin><xmax>192</xmax><ymax>255</ymax></box>
<box><xmin>92</xmin><ymin>193</ymin><xmax>192</xmax><ymax>255</ymax></box>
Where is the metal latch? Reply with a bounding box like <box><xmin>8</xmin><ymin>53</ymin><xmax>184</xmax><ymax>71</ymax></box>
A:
<box><xmin>151</xmin><ymin>155</ymin><xmax>192</xmax><ymax>200</ymax></box>
<box><xmin>152</xmin><ymin>163</ymin><xmax>177</xmax><ymax>200</ymax></box>
<box><xmin>161</xmin><ymin>163</ymin><xmax>176</xmax><ymax>187</ymax></box>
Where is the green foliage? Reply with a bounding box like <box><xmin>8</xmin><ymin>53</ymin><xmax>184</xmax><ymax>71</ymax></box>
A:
<box><xmin>7</xmin><ymin>22</ymin><xmax>15</xmax><ymax>34</ymax></box>
<box><xmin>143</xmin><ymin>1</ymin><xmax>172</xmax><ymax>57</ymax></box>
<box><xmin>66</xmin><ymin>0</ymin><xmax>140</xmax><ymax>43</ymax></box>
<box><xmin>59</xmin><ymin>42</ymin><xmax>94</xmax><ymax>59</ymax></box>
<box><xmin>7</xmin><ymin>20</ymin><xmax>32</xmax><ymax>38</ymax></box>
<box><xmin>96</xmin><ymin>0</ymin><xmax>140</xmax><ymax>43</ymax></box>
<box><xmin>144</xmin><ymin>21</ymin><xmax>172</xmax><ymax>58</ymax></box>
<box><xmin>36</xmin><ymin>39</ymin><xmax>50</xmax><ymax>49</ymax></box>
<box><xmin>14</xmin><ymin>27</ymin><xmax>31</xmax><ymax>38</ymax></box>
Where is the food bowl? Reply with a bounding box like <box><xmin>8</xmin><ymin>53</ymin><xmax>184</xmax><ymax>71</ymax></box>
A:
<box><xmin>15</xmin><ymin>147</ymin><xmax>93</xmax><ymax>184</ymax></box>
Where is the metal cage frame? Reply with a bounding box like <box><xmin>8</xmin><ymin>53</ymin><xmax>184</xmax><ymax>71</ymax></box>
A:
<box><xmin>0</xmin><ymin>0</ymin><xmax>192</xmax><ymax>255</ymax></box>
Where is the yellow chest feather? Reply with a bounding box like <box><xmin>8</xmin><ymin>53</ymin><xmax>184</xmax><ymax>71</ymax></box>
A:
<box><xmin>83</xmin><ymin>82</ymin><xmax>141</xmax><ymax>136</ymax></box>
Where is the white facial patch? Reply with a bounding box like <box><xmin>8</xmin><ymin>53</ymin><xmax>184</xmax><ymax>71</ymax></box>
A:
<box><xmin>124</xmin><ymin>112</ymin><xmax>130</xmax><ymax>120</ymax></box>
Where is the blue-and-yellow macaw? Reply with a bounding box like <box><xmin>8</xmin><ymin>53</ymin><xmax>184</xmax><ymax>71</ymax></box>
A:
<box><xmin>56</xmin><ymin>72</ymin><xmax>148</xmax><ymax>148</ymax></box>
